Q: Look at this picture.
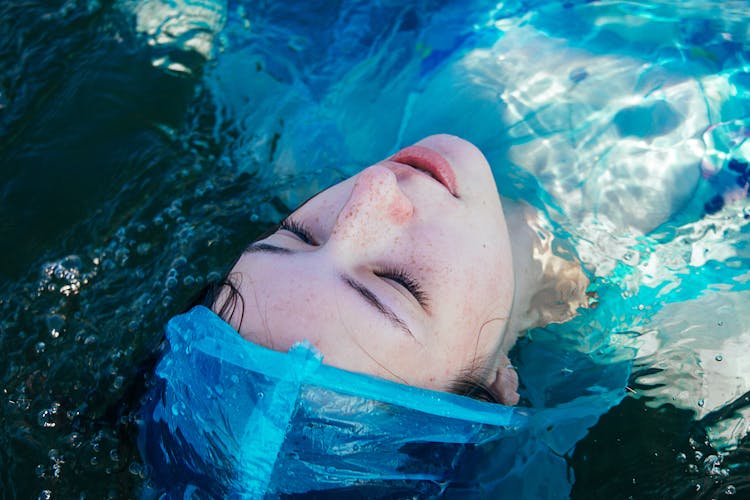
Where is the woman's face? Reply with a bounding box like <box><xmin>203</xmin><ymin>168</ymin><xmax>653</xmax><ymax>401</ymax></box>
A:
<box><xmin>225</xmin><ymin>134</ymin><xmax>514</xmax><ymax>391</ymax></box>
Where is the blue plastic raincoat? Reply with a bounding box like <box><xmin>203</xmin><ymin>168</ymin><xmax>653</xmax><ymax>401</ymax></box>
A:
<box><xmin>139</xmin><ymin>306</ymin><xmax>629</xmax><ymax>498</ymax></box>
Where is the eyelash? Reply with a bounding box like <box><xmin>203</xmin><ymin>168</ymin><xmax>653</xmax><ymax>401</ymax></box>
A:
<box><xmin>279</xmin><ymin>218</ymin><xmax>316</xmax><ymax>245</ymax></box>
<box><xmin>376</xmin><ymin>266</ymin><xmax>428</xmax><ymax>308</ymax></box>
<box><xmin>279</xmin><ymin>218</ymin><xmax>428</xmax><ymax>308</ymax></box>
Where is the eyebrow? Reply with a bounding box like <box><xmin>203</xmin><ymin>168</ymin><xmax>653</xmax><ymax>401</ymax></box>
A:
<box><xmin>246</xmin><ymin>242</ymin><xmax>292</xmax><ymax>254</ymax></box>
<box><xmin>343</xmin><ymin>275</ymin><xmax>415</xmax><ymax>338</ymax></box>
<box><xmin>245</xmin><ymin>242</ymin><xmax>416</xmax><ymax>339</ymax></box>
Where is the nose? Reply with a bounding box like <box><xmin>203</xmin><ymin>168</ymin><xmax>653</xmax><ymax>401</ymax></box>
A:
<box><xmin>327</xmin><ymin>165</ymin><xmax>414</xmax><ymax>258</ymax></box>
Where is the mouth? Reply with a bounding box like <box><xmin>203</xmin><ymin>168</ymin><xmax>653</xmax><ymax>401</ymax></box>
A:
<box><xmin>388</xmin><ymin>145</ymin><xmax>458</xmax><ymax>197</ymax></box>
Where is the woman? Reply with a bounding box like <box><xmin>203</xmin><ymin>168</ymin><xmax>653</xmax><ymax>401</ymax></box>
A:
<box><xmin>191</xmin><ymin>133</ymin><xmax>589</xmax><ymax>405</ymax></box>
<box><xmin>140</xmin><ymin>134</ymin><xmax>600</xmax><ymax>498</ymax></box>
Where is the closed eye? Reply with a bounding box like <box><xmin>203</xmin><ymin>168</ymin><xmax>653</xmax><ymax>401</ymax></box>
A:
<box><xmin>376</xmin><ymin>266</ymin><xmax>430</xmax><ymax>311</ymax></box>
<box><xmin>279</xmin><ymin>218</ymin><xmax>317</xmax><ymax>245</ymax></box>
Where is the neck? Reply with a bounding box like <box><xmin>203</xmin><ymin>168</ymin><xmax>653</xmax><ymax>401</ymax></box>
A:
<box><xmin>501</xmin><ymin>198</ymin><xmax>590</xmax><ymax>352</ymax></box>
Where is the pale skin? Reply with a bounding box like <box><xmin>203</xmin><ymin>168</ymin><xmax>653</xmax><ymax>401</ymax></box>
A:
<box><xmin>218</xmin><ymin>134</ymin><xmax>587</xmax><ymax>405</ymax></box>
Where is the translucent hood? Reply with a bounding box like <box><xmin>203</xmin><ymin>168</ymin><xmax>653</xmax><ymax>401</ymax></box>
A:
<box><xmin>139</xmin><ymin>306</ymin><xmax>629</xmax><ymax>497</ymax></box>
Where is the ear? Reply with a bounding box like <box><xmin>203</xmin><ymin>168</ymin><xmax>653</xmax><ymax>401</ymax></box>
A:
<box><xmin>488</xmin><ymin>353</ymin><xmax>520</xmax><ymax>406</ymax></box>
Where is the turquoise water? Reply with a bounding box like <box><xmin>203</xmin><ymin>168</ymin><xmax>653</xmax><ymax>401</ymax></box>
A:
<box><xmin>1</xmin><ymin>0</ymin><xmax>749</xmax><ymax>497</ymax></box>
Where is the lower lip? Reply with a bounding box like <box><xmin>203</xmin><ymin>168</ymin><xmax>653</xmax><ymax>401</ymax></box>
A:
<box><xmin>389</xmin><ymin>145</ymin><xmax>458</xmax><ymax>196</ymax></box>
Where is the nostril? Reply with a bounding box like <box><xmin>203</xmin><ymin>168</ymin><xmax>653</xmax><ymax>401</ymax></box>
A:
<box><xmin>388</xmin><ymin>192</ymin><xmax>414</xmax><ymax>223</ymax></box>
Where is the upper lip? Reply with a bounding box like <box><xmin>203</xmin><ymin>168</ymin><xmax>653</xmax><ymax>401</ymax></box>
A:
<box><xmin>388</xmin><ymin>145</ymin><xmax>458</xmax><ymax>197</ymax></box>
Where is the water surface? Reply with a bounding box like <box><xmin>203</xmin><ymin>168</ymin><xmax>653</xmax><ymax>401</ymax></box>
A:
<box><xmin>1</xmin><ymin>0</ymin><xmax>749</xmax><ymax>497</ymax></box>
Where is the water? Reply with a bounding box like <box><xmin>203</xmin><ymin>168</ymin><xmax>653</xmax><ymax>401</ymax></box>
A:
<box><xmin>1</xmin><ymin>0</ymin><xmax>749</xmax><ymax>497</ymax></box>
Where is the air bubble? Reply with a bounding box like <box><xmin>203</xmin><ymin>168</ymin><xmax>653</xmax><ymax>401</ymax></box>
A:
<box><xmin>676</xmin><ymin>452</ymin><xmax>687</xmax><ymax>463</ymax></box>
<box><xmin>715</xmin><ymin>354</ymin><xmax>723</xmax><ymax>361</ymax></box>
<box><xmin>698</xmin><ymin>398</ymin><xmax>705</xmax><ymax>407</ymax></box>
<box><xmin>45</xmin><ymin>314</ymin><xmax>65</xmax><ymax>333</ymax></box>
<box><xmin>704</xmin><ymin>454</ymin><xmax>722</xmax><ymax>475</ymax></box>
<box><xmin>15</xmin><ymin>398</ymin><xmax>31</xmax><ymax>411</ymax></box>
<box><xmin>38</xmin><ymin>404</ymin><xmax>61</xmax><ymax>428</ymax></box>
<box><xmin>35</xmin><ymin>342</ymin><xmax>46</xmax><ymax>354</ymax></box>
<box><xmin>172</xmin><ymin>256</ymin><xmax>187</xmax><ymax>268</ymax></box>
<box><xmin>64</xmin><ymin>432</ymin><xmax>80</xmax><ymax>446</ymax></box>
<box><xmin>128</xmin><ymin>461</ymin><xmax>142</xmax><ymax>476</ymax></box>
<box><xmin>166</xmin><ymin>203</ymin><xmax>181</xmax><ymax>218</ymax></box>
<box><xmin>114</xmin><ymin>247</ymin><xmax>130</xmax><ymax>265</ymax></box>
<box><xmin>136</xmin><ymin>243</ymin><xmax>151</xmax><ymax>255</ymax></box>
<box><xmin>726</xmin><ymin>485</ymin><xmax>736</xmax><ymax>495</ymax></box>
<box><xmin>287</xmin><ymin>35</ymin><xmax>307</xmax><ymax>52</ymax></box>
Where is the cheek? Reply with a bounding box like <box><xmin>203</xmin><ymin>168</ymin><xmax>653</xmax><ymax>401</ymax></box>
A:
<box><xmin>232</xmin><ymin>256</ymin><xmax>438</xmax><ymax>387</ymax></box>
<box><xmin>439</xmin><ymin>270</ymin><xmax>508</xmax><ymax>360</ymax></box>
<box><xmin>235</xmin><ymin>262</ymin><xmax>330</xmax><ymax>352</ymax></box>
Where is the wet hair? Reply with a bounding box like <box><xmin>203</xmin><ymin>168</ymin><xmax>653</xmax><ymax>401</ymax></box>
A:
<box><xmin>186</xmin><ymin>277</ymin><xmax>502</xmax><ymax>404</ymax></box>
<box><xmin>449</xmin><ymin>369</ymin><xmax>501</xmax><ymax>404</ymax></box>
<box><xmin>187</xmin><ymin>274</ymin><xmax>244</xmax><ymax>324</ymax></box>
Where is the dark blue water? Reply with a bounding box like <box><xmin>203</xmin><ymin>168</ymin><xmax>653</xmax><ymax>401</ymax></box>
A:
<box><xmin>2</xmin><ymin>0</ymin><xmax>749</xmax><ymax>497</ymax></box>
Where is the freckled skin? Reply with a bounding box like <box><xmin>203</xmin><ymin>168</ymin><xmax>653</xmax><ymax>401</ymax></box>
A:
<box><xmin>226</xmin><ymin>134</ymin><xmax>516</xmax><ymax>397</ymax></box>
